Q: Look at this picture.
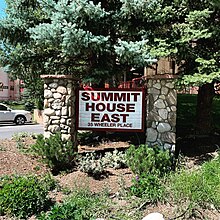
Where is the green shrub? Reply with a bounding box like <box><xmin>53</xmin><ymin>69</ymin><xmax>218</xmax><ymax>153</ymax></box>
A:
<box><xmin>130</xmin><ymin>174</ymin><xmax>165</xmax><ymax>202</ymax></box>
<box><xmin>31</xmin><ymin>133</ymin><xmax>76</xmax><ymax>173</ymax></box>
<box><xmin>78</xmin><ymin>152</ymin><xmax>106</xmax><ymax>178</ymax></box>
<box><xmin>25</xmin><ymin>101</ymin><xmax>35</xmax><ymax>111</ymax></box>
<box><xmin>126</xmin><ymin>145</ymin><xmax>172</xmax><ymax>177</ymax></box>
<box><xmin>126</xmin><ymin>145</ymin><xmax>172</xmax><ymax>200</ymax></box>
<box><xmin>102</xmin><ymin>149</ymin><xmax>127</xmax><ymax>169</ymax></box>
<box><xmin>78</xmin><ymin>150</ymin><xmax>127</xmax><ymax>177</ymax></box>
<box><xmin>41</xmin><ymin>173</ymin><xmax>59</xmax><ymax>191</ymax></box>
<box><xmin>38</xmin><ymin>200</ymin><xmax>83</xmax><ymax>220</ymax></box>
<box><xmin>0</xmin><ymin>175</ymin><xmax>50</xmax><ymax>218</ymax></box>
<box><xmin>38</xmin><ymin>189</ymin><xmax>107</xmax><ymax>220</ymax></box>
<box><xmin>77</xmin><ymin>131</ymin><xmax>94</xmax><ymax>143</ymax></box>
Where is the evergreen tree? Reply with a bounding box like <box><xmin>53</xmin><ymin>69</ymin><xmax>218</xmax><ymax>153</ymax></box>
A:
<box><xmin>0</xmin><ymin>0</ymin><xmax>156</xmax><ymax>87</ymax></box>
<box><xmin>119</xmin><ymin>0</ymin><xmax>219</xmax><ymax>134</ymax></box>
<box><xmin>148</xmin><ymin>0</ymin><xmax>220</xmax><ymax>134</ymax></box>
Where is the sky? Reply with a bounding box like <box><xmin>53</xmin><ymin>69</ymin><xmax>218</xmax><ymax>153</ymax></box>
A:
<box><xmin>0</xmin><ymin>0</ymin><xmax>6</xmax><ymax>18</ymax></box>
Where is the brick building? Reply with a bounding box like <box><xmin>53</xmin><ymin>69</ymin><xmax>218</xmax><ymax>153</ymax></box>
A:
<box><xmin>0</xmin><ymin>68</ymin><xmax>23</xmax><ymax>100</ymax></box>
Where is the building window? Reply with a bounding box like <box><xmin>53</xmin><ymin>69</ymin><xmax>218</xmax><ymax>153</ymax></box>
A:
<box><xmin>0</xmin><ymin>82</ymin><xmax>3</xmax><ymax>91</ymax></box>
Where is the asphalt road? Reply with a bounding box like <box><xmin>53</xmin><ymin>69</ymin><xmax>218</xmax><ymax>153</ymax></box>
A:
<box><xmin>0</xmin><ymin>123</ymin><xmax>44</xmax><ymax>139</ymax></box>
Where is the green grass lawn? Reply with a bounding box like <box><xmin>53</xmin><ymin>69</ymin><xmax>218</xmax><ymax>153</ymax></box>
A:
<box><xmin>8</xmin><ymin>104</ymin><xmax>25</xmax><ymax>110</ymax></box>
<box><xmin>1</xmin><ymin>100</ymin><xmax>25</xmax><ymax>110</ymax></box>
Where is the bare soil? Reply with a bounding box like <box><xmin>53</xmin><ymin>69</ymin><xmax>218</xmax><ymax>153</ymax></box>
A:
<box><xmin>0</xmin><ymin>135</ymin><xmax>220</xmax><ymax>220</ymax></box>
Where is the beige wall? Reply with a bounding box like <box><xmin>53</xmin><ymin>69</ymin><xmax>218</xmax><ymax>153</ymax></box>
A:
<box><xmin>33</xmin><ymin>109</ymin><xmax>44</xmax><ymax>124</ymax></box>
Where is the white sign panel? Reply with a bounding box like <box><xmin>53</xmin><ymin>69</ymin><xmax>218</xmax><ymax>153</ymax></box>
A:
<box><xmin>77</xmin><ymin>89</ymin><xmax>145</xmax><ymax>132</ymax></box>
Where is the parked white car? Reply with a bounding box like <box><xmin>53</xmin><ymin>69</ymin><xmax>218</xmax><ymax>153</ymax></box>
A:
<box><xmin>0</xmin><ymin>103</ymin><xmax>32</xmax><ymax>125</ymax></box>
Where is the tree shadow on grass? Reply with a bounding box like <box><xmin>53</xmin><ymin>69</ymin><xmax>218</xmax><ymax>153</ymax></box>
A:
<box><xmin>176</xmin><ymin>134</ymin><xmax>220</xmax><ymax>157</ymax></box>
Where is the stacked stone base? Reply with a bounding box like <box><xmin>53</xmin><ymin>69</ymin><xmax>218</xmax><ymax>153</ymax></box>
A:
<box><xmin>41</xmin><ymin>75</ymin><xmax>78</xmax><ymax>145</ymax></box>
<box><xmin>146</xmin><ymin>77</ymin><xmax>177</xmax><ymax>151</ymax></box>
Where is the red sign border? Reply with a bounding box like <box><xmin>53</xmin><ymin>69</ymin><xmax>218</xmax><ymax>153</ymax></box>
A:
<box><xmin>76</xmin><ymin>88</ymin><xmax>146</xmax><ymax>132</ymax></box>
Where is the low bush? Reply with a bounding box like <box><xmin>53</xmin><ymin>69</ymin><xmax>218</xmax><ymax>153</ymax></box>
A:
<box><xmin>78</xmin><ymin>152</ymin><xmax>106</xmax><ymax>178</ymax></box>
<box><xmin>78</xmin><ymin>150</ymin><xmax>127</xmax><ymax>177</ymax></box>
<box><xmin>126</xmin><ymin>145</ymin><xmax>172</xmax><ymax>177</ymax></box>
<box><xmin>41</xmin><ymin>173</ymin><xmax>59</xmax><ymax>191</ymax></box>
<box><xmin>31</xmin><ymin>132</ymin><xmax>76</xmax><ymax>173</ymax></box>
<box><xmin>130</xmin><ymin>174</ymin><xmax>165</xmax><ymax>202</ymax></box>
<box><xmin>0</xmin><ymin>175</ymin><xmax>50</xmax><ymax>219</ymax></box>
<box><xmin>103</xmin><ymin>149</ymin><xmax>127</xmax><ymax>169</ymax></box>
<box><xmin>25</xmin><ymin>101</ymin><xmax>35</xmax><ymax>112</ymax></box>
<box><xmin>38</xmin><ymin>189</ymin><xmax>108</xmax><ymax>220</ymax></box>
<box><xmin>126</xmin><ymin>145</ymin><xmax>172</xmax><ymax>200</ymax></box>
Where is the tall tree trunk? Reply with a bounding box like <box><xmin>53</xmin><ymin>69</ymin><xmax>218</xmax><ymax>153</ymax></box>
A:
<box><xmin>196</xmin><ymin>82</ymin><xmax>215</xmax><ymax>134</ymax></box>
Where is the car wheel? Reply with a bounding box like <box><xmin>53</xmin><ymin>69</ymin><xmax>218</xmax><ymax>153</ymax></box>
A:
<box><xmin>15</xmin><ymin>115</ymin><xmax>26</xmax><ymax>125</ymax></box>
